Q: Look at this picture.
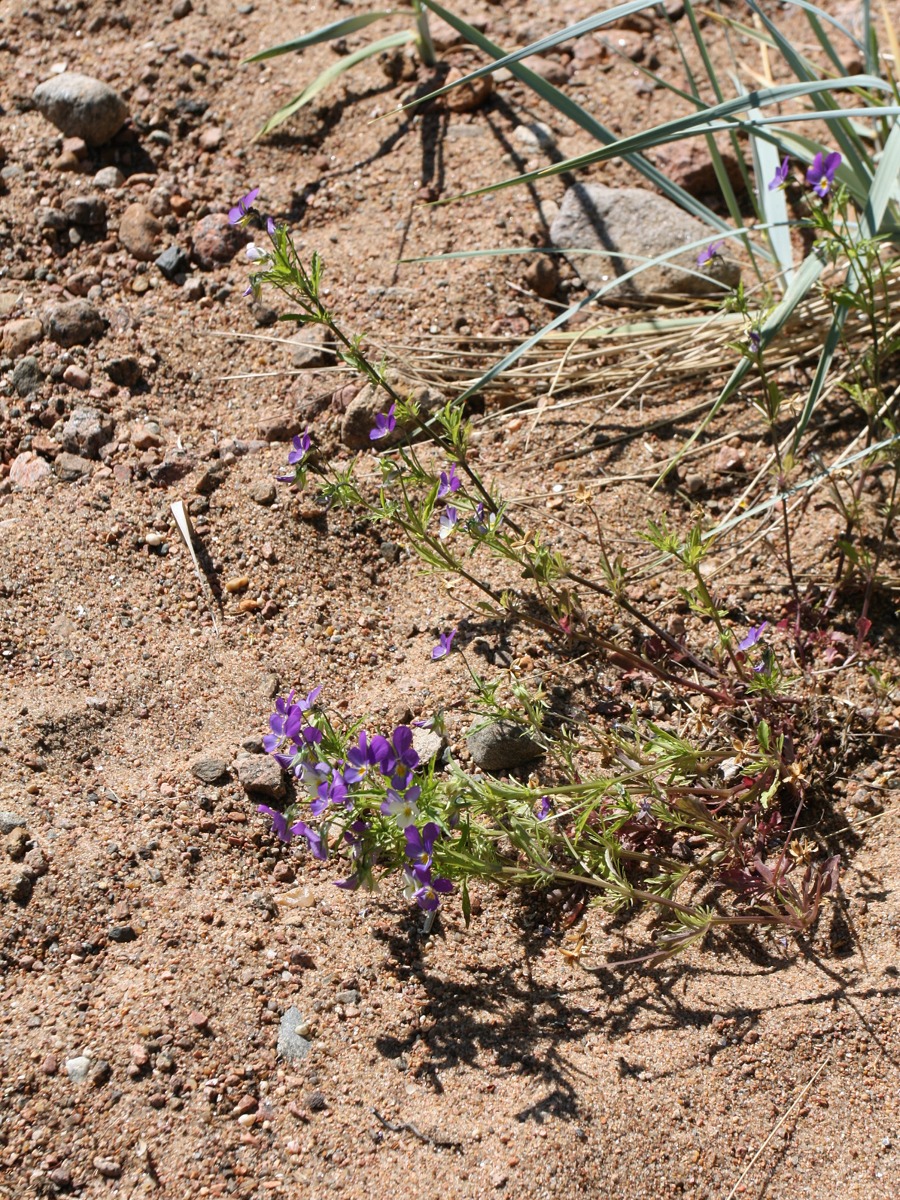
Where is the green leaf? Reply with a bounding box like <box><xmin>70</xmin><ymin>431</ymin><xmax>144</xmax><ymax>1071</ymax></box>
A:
<box><xmin>244</xmin><ymin>11</ymin><xmax>410</xmax><ymax>62</ymax></box>
<box><xmin>255</xmin><ymin>30</ymin><xmax>414</xmax><ymax>137</ymax></box>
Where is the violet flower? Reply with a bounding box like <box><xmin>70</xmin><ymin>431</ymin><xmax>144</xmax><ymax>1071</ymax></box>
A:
<box><xmin>405</xmin><ymin>822</ymin><xmax>440</xmax><ymax>867</ymax></box>
<box><xmin>257</xmin><ymin>804</ymin><xmax>291</xmax><ymax>843</ymax></box>
<box><xmin>697</xmin><ymin>240</ymin><xmax>724</xmax><ymax>266</ymax></box>
<box><xmin>344</xmin><ymin>731</ymin><xmax>377</xmax><ymax>784</ymax></box>
<box><xmin>806</xmin><ymin>151</ymin><xmax>841</xmax><ymax>198</ymax></box>
<box><xmin>229</xmin><ymin>187</ymin><xmax>260</xmax><ymax>225</ymax></box>
<box><xmin>536</xmin><ymin>796</ymin><xmax>552</xmax><ymax>821</ymax></box>
<box><xmin>438</xmin><ymin>506</ymin><xmax>459</xmax><ymax>540</ymax></box>
<box><xmin>403</xmin><ymin>865</ymin><xmax>453</xmax><ymax>912</ymax></box>
<box><xmin>370</xmin><ymin>405</ymin><xmax>396</xmax><ymax>441</ymax></box>
<box><xmin>287</xmin><ymin>430</ymin><xmax>312</xmax><ymax>466</ymax></box>
<box><xmin>290</xmin><ymin>819</ymin><xmax>327</xmax><ymax>860</ymax></box>
<box><xmin>266</xmin><ymin>216</ymin><xmax>277</xmax><ymax>236</ymax></box>
<box><xmin>768</xmin><ymin>157</ymin><xmax>790</xmax><ymax>191</ymax></box>
<box><xmin>309</xmin><ymin>770</ymin><xmax>349</xmax><ymax>817</ymax></box>
<box><xmin>381</xmin><ymin>786</ymin><xmax>422</xmax><ymax>829</ymax></box>
<box><xmin>432</xmin><ymin>630</ymin><xmax>456</xmax><ymax>660</ymax></box>
<box><xmin>748</xmin><ymin>330</ymin><xmax>762</xmax><ymax>353</ymax></box>
<box><xmin>737</xmin><ymin>622</ymin><xmax>768</xmax><ymax>652</ymax></box>
<box><xmin>370</xmin><ymin>725</ymin><xmax>419</xmax><ymax>789</ymax></box>
<box><xmin>437</xmin><ymin>465</ymin><xmax>461</xmax><ymax>498</ymax></box>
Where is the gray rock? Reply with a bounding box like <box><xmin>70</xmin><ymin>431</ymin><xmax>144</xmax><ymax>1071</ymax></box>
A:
<box><xmin>0</xmin><ymin>863</ymin><xmax>35</xmax><ymax>903</ymax></box>
<box><xmin>65</xmin><ymin>1055</ymin><xmax>92</xmax><ymax>1083</ymax></box>
<box><xmin>63</xmin><ymin>194</ymin><xmax>107</xmax><ymax>227</ymax></box>
<box><xmin>55</xmin><ymin>452</ymin><xmax>94</xmax><ymax>482</ymax></box>
<box><xmin>37</xmin><ymin>208</ymin><xmax>69</xmax><ymax>236</ymax></box>
<box><xmin>550</xmin><ymin>183</ymin><xmax>740</xmax><ymax>300</ymax></box>
<box><xmin>60</xmin><ymin>407</ymin><xmax>114</xmax><ymax>459</ymax></box>
<box><xmin>287</xmin><ymin>324</ymin><xmax>335</xmax><ymax>370</ymax></box>
<box><xmin>236</xmin><ymin>753</ymin><xmax>286</xmax><ymax>800</ymax></box>
<box><xmin>0</xmin><ymin>812</ymin><xmax>26</xmax><ymax>835</ymax></box>
<box><xmin>466</xmin><ymin>720</ymin><xmax>544</xmax><ymax>772</ymax></box>
<box><xmin>155</xmin><ymin>245</ymin><xmax>190</xmax><ymax>281</ymax></box>
<box><xmin>277</xmin><ymin>1007</ymin><xmax>312</xmax><ymax>1061</ymax></box>
<box><xmin>46</xmin><ymin>300</ymin><xmax>106</xmax><ymax>347</ymax></box>
<box><xmin>378</xmin><ymin>540</ymin><xmax>402</xmax><ymax>563</ymax></box>
<box><xmin>93</xmin><ymin>165</ymin><xmax>125</xmax><ymax>190</ymax></box>
<box><xmin>412</xmin><ymin>725</ymin><xmax>445</xmax><ymax>765</ymax></box>
<box><xmin>11</xmin><ymin>356</ymin><xmax>45</xmax><ymax>397</ymax></box>
<box><xmin>118</xmin><ymin>203</ymin><xmax>162</xmax><ymax>262</ymax></box>
<box><xmin>108</xmin><ymin>924</ymin><xmax>137</xmax><ymax>943</ymax></box>
<box><xmin>341</xmin><ymin>376</ymin><xmax>445</xmax><ymax>451</ymax></box>
<box><xmin>105</xmin><ymin>356</ymin><xmax>142</xmax><ymax>387</ymax></box>
<box><xmin>335</xmin><ymin>989</ymin><xmax>360</xmax><ymax>1006</ymax></box>
<box><xmin>250</xmin><ymin>480</ymin><xmax>276</xmax><ymax>506</ymax></box>
<box><xmin>191</xmin><ymin>757</ymin><xmax>229</xmax><ymax>784</ymax></box>
<box><xmin>33</xmin><ymin>73</ymin><xmax>128</xmax><ymax>146</ymax></box>
<box><xmin>9</xmin><ymin>452</ymin><xmax>51</xmax><ymax>490</ymax></box>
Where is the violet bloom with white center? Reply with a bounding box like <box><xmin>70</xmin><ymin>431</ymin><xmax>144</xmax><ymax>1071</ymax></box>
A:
<box><xmin>737</xmin><ymin>622</ymin><xmax>768</xmax><ymax>652</ymax></box>
<box><xmin>246</xmin><ymin>243</ymin><xmax>268</xmax><ymax>262</ymax></box>
<box><xmin>370</xmin><ymin>725</ymin><xmax>419</xmax><ymax>788</ymax></box>
<box><xmin>768</xmin><ymin>157</ymin><xmax>790</xmax><ymax>191</ymax></box>
<box><xmin>748</xmin><ymin>330</ymin><xmax>762</xmax><ymax>353</ymax></box>
<box><xmin>437</xmin><ymin>465</ymin><xmax>461</xmax><ymax>498</ymax></box>
<box><xmin>438</xmin><ymin>506</ymin><xmax>459</xmax><ymax>540</ymax></box>
<box><xmin>432</xmin><ymin>630</ymin><xmax>456</xmax><ymax>660</ymax></box>
<box><xmin>288</xmin><ymin>430</ymin><xmax>312</xmax><ymax>466</ymax></box>
<box><xmin>381</xmin><ymin>786</ymin><xmax>422</xmax><ymax>829</ymax></box>
<box><xmin>229</xmin><ymin>187</ymin><xmax>260</xmax><ymax>225</ymax></box>
<box><xmin>344</xmin><ymin>731</ymin><xmax>378</xmax><ymax>784</ymax></box>
<box><xmin>697</xmin><ymin>240</ymin><xmax>724</xmax><ymax>266</ymax></box>
<box><xmin>403</xmin><ymin>864</ymin><xmax>453</xmax><ymax>911</ymax></box>
<box><xmin>309</xmin><ymin>770</ymin><xmax>349</xmax><ymax>817</ymax></box>
<box><xmin>806</xmin><ymin>151</ymin><xmax>841</xmax><ymax>198</ymax></box>
<box><xmin>257</xmin><ymin>804</ymin><xmax>291</xmax><ymax>843</ymax></box>
<box><xmin>290</xmin><ymin>819</ymin><xmax>327</xmax><ymax>860</ymax></box>
<box><xmin>405</xmin><ymin>822</ymin><xmax>440</xmax><ymax>867</ymax></box>
<box><xmin>370</xmin><ymin>405</ymin><xmax>396</xmax><ymax>441</ymax></box>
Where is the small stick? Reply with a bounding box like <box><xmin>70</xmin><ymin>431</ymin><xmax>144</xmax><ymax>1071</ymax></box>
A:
<box><xmin>371</xmin><ymin>1108</ymin><xmax>463</xmax><ymax>1150</ymax></box>
<box><xmin>171</xmin><ymin>500</ymin><xmax>219</xmax><ymax>636</ymax></box>
<box><xmin>724</xmin><ymin>1058</ymin><xmax>830</xmax><ymax>1200</ymax></box>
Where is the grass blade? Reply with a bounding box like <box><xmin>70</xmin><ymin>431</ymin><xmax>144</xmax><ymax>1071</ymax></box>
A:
<box><xmin>244</xmin><ymin>12</ymin><xmax>409</xmax><ymax>62</ymax></box>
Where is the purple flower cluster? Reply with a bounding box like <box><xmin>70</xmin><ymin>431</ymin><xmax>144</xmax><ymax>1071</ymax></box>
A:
<box><xmin>766</xmin><ymin>151</ymin><xmax>842</xmax><ymax>198</ymax></box>
<box><xmin>402</xmin><ymin>822</ymin><xmax>452</xmax><ymax>912</ymax></box>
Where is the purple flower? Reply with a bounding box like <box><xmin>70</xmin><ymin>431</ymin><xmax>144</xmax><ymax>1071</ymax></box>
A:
<box><xmin>748</xmin><ymin>330</ymin><xmax>762</xmax><ymax>353</ymax></box>
<box><xmin>438</xmin><ymin>506</ymin><xmax>459</xmax><ymax>540</ymax></box>
<box><xmin>370</xmin><ymin>725</ymin><xmax>419</xmax><ymax>789</ymax></box>
<box><xmin>333</xmin><ymin>873</ymin><xmax>361</xmax><ymax>891</ymax></box>
<box><xmin>288</xmin><ymin>430</ymin><xmax>312</xmax><ymax>466</ymax></box>
<box><xmin>344</xmin><ymin>731</ymin><xmax>377</xmax><ymax>784</ymax></box>
<box><xmin>309</xmin><ymin>770</ymin><xmax>349</xmax><ymax>817</ymax></box>
<box><xmin>536</xmin><ymin>796</ymin><xmax>552</xmax><ymax>821</ymax></box>
<box><xmin>468</xmin><ymin>502</ymin><xmax>500</xmax><ymax>536</ymax></box>
<box><xmin>405</xmin><ymin>822</ymin><xmax>440</xmax><ymax>866</ymax></box>
<box><xmin>437</xmin><ymin>465</ymin><xmax>461</xmax><ymax>498</ymax></box>
<box><xmin>229</xmin><ymin>187</ymin><xmax>260</xmax><ymax>224</ymax></box>
<box><xmin>432</xmin><ymin>630</ymin><xmax>456</xmax><ymax>660</ymax></box>
<box><xmin>263</xmin><ymin>687</ymin><xmax>323</xmax><ymax>755</ymax></box>
<box><xmin>246</xmin><ymin>242</ymin><xmax>268</xmax><ymax>262</ymax></box>
<box><xmin>266</xmin><ymin>216</ymin><xmax>277</xmax><ymax>236</ymax></box>
<box><xmin>370</xmin><ymin>405</ymin><xmax>396</xmax><ymax>441</ymax></box>
<box><xmin>697</xmin><ymin>240</ymin><xmax>724</xmax><ymax>266</ymax></box>
<box><xmin>768</xmin><ymin>157</ymin><xmax>790</xmax><ymax>191</ymax></box>
<box><xmin>403</xmin><ymin>865</ymin><xmax>453</xmax><ymax>911</ymax></box>
<box><xmin>806</xmin><ymin>151</ymin><xmax>841</xmax><ymax>197</ymax></box>
<box><xmin>381</xmin><ymin>786</ymin><xmax>422</xmax><ymax>829</ymax></box>
<box><xmin>738</xmin><ymin>622</ymin><xmax>768</xmax><ymax>652</ymax></box>
<box><xmin>257</xmin><ymin>804</ymin><xmax>291</xmax><ymax>843</ymax></box>
<box><xmin>290</xmin><ymin>819</ymin><xmax>327</xmax><ymax>860</ymax></box>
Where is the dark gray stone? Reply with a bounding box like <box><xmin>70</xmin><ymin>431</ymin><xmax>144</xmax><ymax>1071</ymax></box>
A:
<box><xmin>0</xmin><ymin>812</ymin><xmax>26</xmax><ymax>835</ymax></box>
<box><xmin>191</xmin><ymin>757</ymin><xmax>229</xmax><ymax>785</ymax></box>
<box><xmin>33</xmin><ymin>73</ymin><xmax>128</xmax><ymax>146</ymax></box>
<box><xmin>55</xmin><ymin>452</ymin><xmax>94</xmax><ymax>482</ymax></box>
<box><xmin>11</xmin><ymin>356</ymin><xmax>44</xmax><ymax>397</ymax></box>
<box><xmin>155</xmin><ymin>245</ymin><xmax>191</xmax><ymax>281</ymax></box>
<box><xmin>550</xmin><ymin>182</ymin><xmax>740</xmax><ymax>300</ymax></box>
<box><xmin>104</xmin><ymin>356</ymin><xmax>142</xmax><ymax>387</ymax></box>
<box><xmin>37</xmin><ymin>208</ymin><xmax>68</xmax><ymax>235</ymax></box>
<box><xmin>46</xmin><ymin>300</ymin><xmax>106</xmax><ymax>348</ymax></box>
<box><xmin>108</xmin><ymin>925</ymin><xmax>137</xmax><ymax>943</ymax></box>
<box><xmin>63</xmin><ymin>194</ymin><xmax>107</xmax><ymax>227</ymax></box>
<box><xmin>466</xmin><ymin>720</ymin><xmax>545</xmax><ymax>772</ymax></box>
<box><xmin>277</xmin><ymin>1007</ymin><xmax>312</xmax><ymax>1061</ymax></box>
<box><xmin>60</xmin><ymin>407</ymin><xmax>114</xmax><ymax>459</ymax></box>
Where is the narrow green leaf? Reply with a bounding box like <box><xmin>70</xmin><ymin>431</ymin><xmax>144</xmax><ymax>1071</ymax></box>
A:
<box><xmin>790</xmin><ymin>298</ymin><xmax>848</xmax><ymax>454</ymax></box>
<box><xmin>861</xmin><ymin>115</ymin><xmax>900</xmax><ymax>237</ymax></box>
<box><xmin>749</xmin><ymin>122</ymin><xmax>793</xmax><ymax>284</ymax></box>
<box><xmin>244</xmin><ymin>11</ymin><xmax>410</xmax><ymax>62</ymax></box>
<box><xmin>255</xmin><ymin>30</ymin><xmax>414</xmax><ymax>137</ymax></box>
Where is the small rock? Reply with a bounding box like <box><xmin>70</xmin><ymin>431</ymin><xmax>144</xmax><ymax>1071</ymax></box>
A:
<box><xmin>9</xmin><ymin>452</ymin><xmax>52</xmax><ymax>489</ymax></box>
<box><xmin>191</xmin><ymin>758</ymin><xmax>229</xmax><ymax>785</ymax></box>
<box><xmin>92</xmin><ymin>1158</ymin><xmax>122</xmax><ymax>1180</ymax></box>
<box><xmin>0</xmin><ymin>812</ymin><xmax>26</xmax><ymax>835</ymax></box>
<box><xmin>412</xmin><ymin>726</ymin><xmax>445</xmax><ymax>764</ymax></box>
<box><xmin>256</xmin><ymin>413</ymin><xmax>304</xmax><ymax>443</ymax></box>
<box><xmin>105</xmin><ymin>355</ymin><xmax>142</xmax><ymax>387</ymax></box>
<box><xmin>649</xmin><ymin>139</ymin><xmax>744</xmax><ymax>198</ymax></box>
<box><xmin>11</xmin><ymin>356</ymin><xmax>45</xmax><ymax>397</ymax></box>
<box><xmin>65</xmin><ymin>1055</ymin><xmax>92</xmax><ymax>1084</ymax></box>
<box><xmin>0</xmin><ymin>864</ymin><xmax>35</xmax><ymax>903</ymax></box>
<box><xmin>378</xmin><ymin>540</ymin><xmax>401</xmax><ymax>563</ymax></box>
<box><xmin>277</xmin><ymin>1007</ymin><xmax>312</xmax><ymax>1061</ymax></box>
<box><xmin>48</xmin><ymin>1167</ymin><xmax>72</xmax><ymax>1189</ymax></box>
<box><xmin>236</xmin><ymin>754</ymin><xmax>285</xmax><ymax>800</ymax></box>
<box><xmin>335</xmin><ymin>989</ymin><xmax>360</xmax><ymax>1006</ymax></box>
<box><xmin>713</xmin><ymin>445</ymin><xmax>746</xmax><ymax>474</ymax></box>
<box><xmin>155</xmin><ymin>245</ymin><xmax>191</xmax><ymax>281</ymax></box>
<box><xmin>225</xmin><ymin>576</ymin><xmax>250</xmax><ymax>593</ymax></box>
<box><xmin>523</xmin><ymin>256</ymin><xmax>559</xmax><ymax>298</ymax></box>
<box><xmin>93</xmin><ymin>165</ymin><xmax>125</xmax><ymax>189</ymax></box>
<box><xmin>250</xmin><ymin>480</ymin><xmax>276</xmax><ymax>506</ymax></box>
<box><xmin>108</xmin><ymin>924</ymin><xmax>137</xmax><ymax>943</ymax></box>
<box><xmin>89</xmin><ymin>1059</ymin><xmax>112</xmax><ymax>1086</ymax></box>
<box><xmin>249</xmin><ymin>300</ymin><xmax>279</xmax><ymax>327</ymax></box>
<box><xmin>4</xmin><ymin>827</ymin><xmax>27</xmax><ymax>860</ymax></box>
<box><xmin>188</xmin><ymin>1010</ymin><xmax>209</xmax><ymax>1030</ymax></box>
<box><xmin>683</xmin><ymin>472</ymin><xmax>705</xmax><ymax>496</ymax></box>
<box><xmin>183</xmin><ymin>276</ymin><xmax>205</xmax><ymax>301</ymax></box>
<box><xmin>23</xmin><ymin>847</ymin><xmax>48</xmax><ymax>877</ymax></box>
<box><xmin>443</xmin><ymin>67</ymin><xmax>494</xmax><ymax>113</ymax></box>
<box><xmin>341</xmin><ymin>376</ymin><xmax>445</xmax><ymax>450</ymax></box>
<box><xmin>523</xmin><ymin>56</ymin><xmax>569</xmax><ymax>86</ymax></box>
<box><xmin>232</xmin><ymin>1094</ymin><xmax>258</xmax><ymax>1117</ymax></box>
<box><xmin>63</xmin><ymin>194</ymin><xmax>107</xmax><ymax>227</ymax></box>
<box><xmin>514</xmin><ymin>121</ymin><xmax>555</xmax><ymax>150</ymax></box>
<box><xmin>1</xmin><ymin>317</ymin><xmax>43</xmax><ymax>358</ymax></box>
<box><xmin>199</xmin><ymin>125</ymin><xmax>223</xmax><ymax>151</ymax></box>
<box><xmin>191</xmin><ymin>213</ymin><xmax>246</xmax><ymax>269</ymax></box>
<box><xmin>466</xmin><ymin>720</ymin><xmax>545</xmax><ymax>771</ymax></box>
<box><xmin>56</xmin><ymin>452</ymin><xmax>94</xmax><ymax>482</ymax></box>
<box><xmin>38</xmin><ymin>208</ymin><xmax>69</xmax><ymax>237</ymax></box>
<box><xmin>33</xmin><ymin>73</ymin><xmax>128</xmax><ymax>146</ymax></box>
<box><xmin>306</xmin><ymin>1090</ymin><xmax>327</xmax><ymax>1112</ymax></box>
<box><xmin>287</xmin><ymin>324</ymin><xmax>335</xmax><ymax>369</ymax></box>
<box><xmin>118</xmin><ymin>203</ymin><xmax>162</xmax><ymax>262</ymax></box>
<box><xmin>63</xmin><ymin>364</ymin><xmax>90</xmax><ymax>389</ymax></box>
<box><xmin>173</xmin><ymin>0</ymin><xmax>193</xmax><ymax>17</ymax></box>
<box><xmin>61</xmin><ymin>407</ymin><xmax>114</xmax><ymax>459</ymax></box>
<box><xmin>41</xmin><ymin>1054</ymin><xmax>59</xmax><ymax>1076</ymax></box>
<box><xmin>46</xmin><ymin>300</ymin><xmax>106</xmax><ymax>347</ymax></box>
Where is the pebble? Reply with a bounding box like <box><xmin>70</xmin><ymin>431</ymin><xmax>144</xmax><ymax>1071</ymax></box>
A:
<box><xmin>191</xmin><ymin>757</ymin><xmax>229</xmax><ymax>784</ymax></box>
<box><xmin>277</xmin><ymin>1007</ymin><xmax>312</xmax><ymax>1061</ymax></box>
<box><xmin>523</xmin><ymin>256</ymin><xmax>559</xmax><ymax>299</ymax></box>
<box><xmin>60</xmin><ymin>407</ymin><xmax>114</xmax><ymax>459</ymax></box>
<box><xmin>131</xmin><ymin>424</ymin><xmax>162</xmax><ymax>451</ymax></box>
<box><xmin>11</xmin><ymin>356</ymin><xmax>45</xmax><ymax>397</ymax></box>
<box><xmin>0</xmin><ymin>812</ymin><xmax>26</xmax><ymax>835</ymax></box>
<box><xmin>412</xmin><ymin>726</ymin><xmax>445</xmax><ymax>764</ymax></box>
<box><xmin>173</xmin><ymin>0</ymin><xmax>193</xmax><ymax>18</ymax></box>
<box><xmin>45</xmin><ymin>300</ymin><xmax>106</xmax><ymax>347</ymax></box>
<box><xmin>188</xmin><ymin>1010</ymin><xmax>209</xmax><ymax>1029</ymax></box>
<box><xmin>236</xmin><ymin>754</ymin><xmax>286</xmax><ymax>800</ymax></box>
<box><xmin>93</xmin><ymin>165</ymin><xmax>126</xmax><ymax>189</ymax></box>
<box><xmin>62</xmin><ymin>194</ymin><xmax>107</xmax><ymax>227</ymax></box>
<box><xmin>32</xmin><ymin>73</ymin><xmax>128</xmax><ymax>145</ymax></box>
<box><xmin>443</xmin><ymin>67</ymin><xmax>494</xmax><ymax>112</ymax></box>
<box><xmin>9</xmin><ymin>452</ymin><xmax>52</xmax><ymax>489</ymax></box>
<box><xmin>62</xmin><ymin>363</ymin><xmax>90</xmax><ymax>389</ymax></box>
<box><xmin>183</xmin><ymin>276</ymin><xmax>205</xmax><ymax>301</ymax></box>
<box><xmin>288</xmin><ymin>324</ymin><xmax>334</xmax><ymax>369</ymax></box>
<box><xmin>65</xmin><ymin>1055</ymin><xmax>92</xmax><ymax>1084</ymax></box>
<box><xmin>199</xmin><ymin>125</ymin><xmax>224</xmax><ymax>151</ymax></box>
<box><xmin>108</xmin><ymin>924</ymin><xmax>138</xmax><ymax>943</ymax></box>
<box><xmin>89</xmin><ymin>1059</ymin><xmax>112</xmax><ymax>1086</ymax></box>
<box><xmin>105</xmin><ymin>355</ymin><xmax>142</xmax><ymax>387</ymax></box>
<box><xmin>55</xmin><ymin>452</ymin><xmax>94</xmax><ymax>482</ymax></box>
<box><xmin>225</xmin><ymin>576</ymin><xmax>250</xmax><ymax>593</ymax></box>
<box><xmin>191</xmin><ymin>213</ymin><xmax>246</xmax><ymax>268</ymax></box>
<box><xmin>118</xmin><ymin>203</ymin><xmax>163</xmax><ymax>262</ymax></box>
<box><xmin>155</xmin><ymin>244</ymin><xmax>191</xmax><ymax>280</ymax></box>
<box><xmin>466</xmin><ymin>720</ymin><xmax>545</xmax><ymax>771</ymax></box>
<box><xmin>250</xmin><ymin>480</ymin><xmax>276</xmax><ymax>506</ymax></box>
<box><xmin>93</xmin><ymin>1158</ymin><xmax>122</xmax><ymax>1180</ymax></box>
<box><xmin>1</xmin><ymin>317</ymin><xmax>43</xmax><ymax>358</ymax></box>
